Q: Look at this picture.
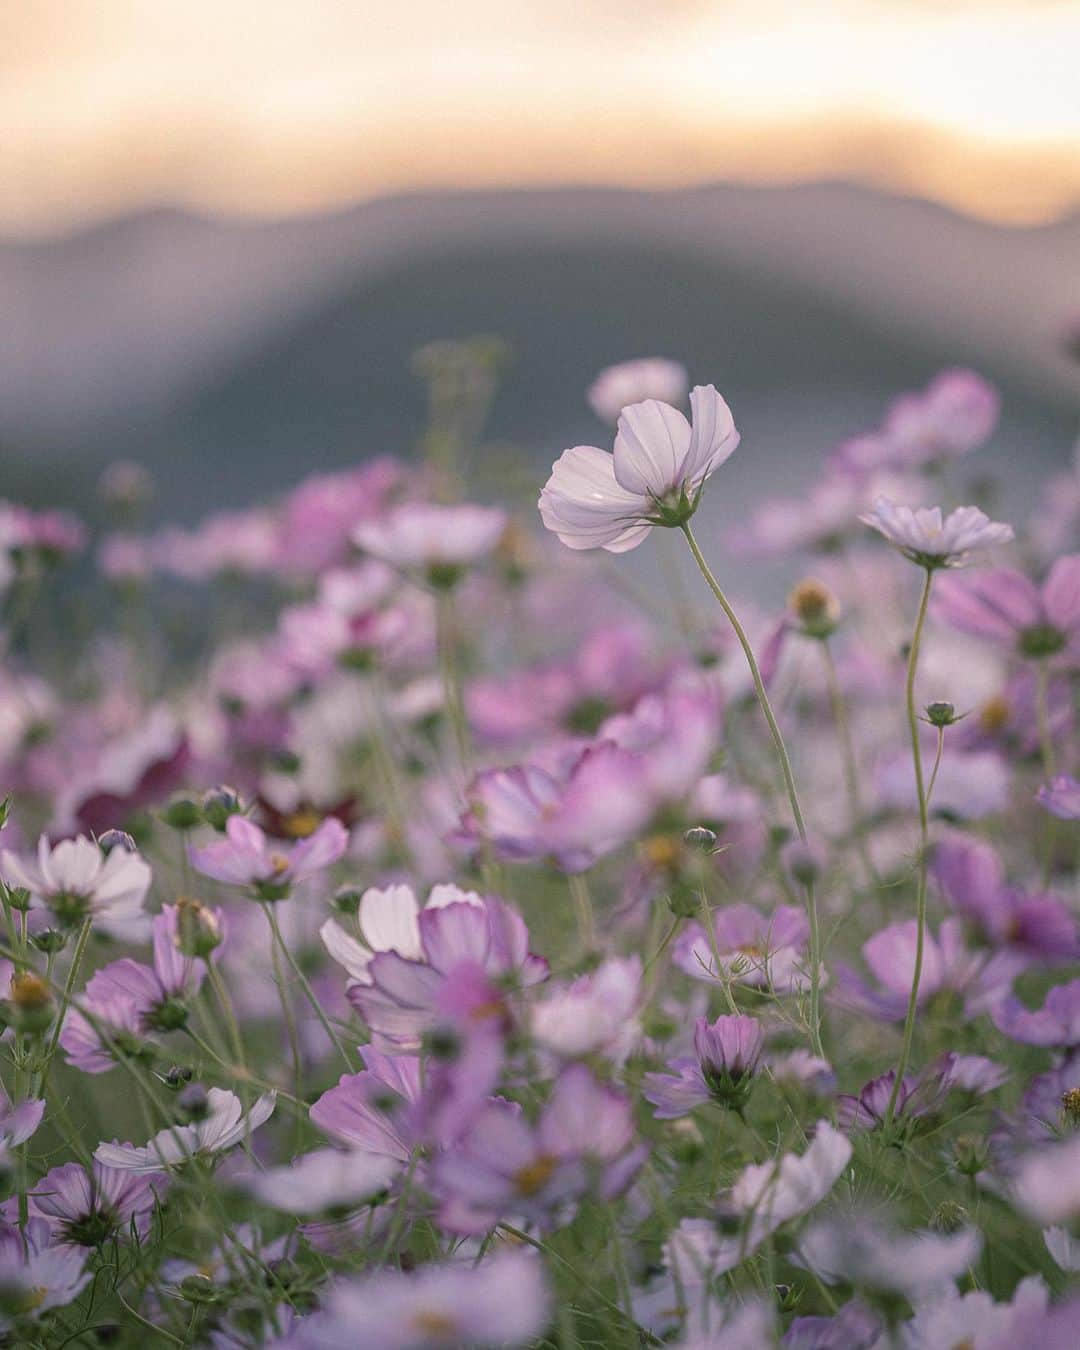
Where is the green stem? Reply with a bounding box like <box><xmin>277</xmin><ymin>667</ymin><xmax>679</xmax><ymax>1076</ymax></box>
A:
<box><xmin>262</xmin><ymin>903</ymin><xmax>355</xmax><ymax>1072</ymax></box>
<box><xmin>884</xmin><ymin>566</ymin><xmax>934</xmax><ymax>1126</ymax></box>
<box><xmin>1034</xmin><ymin>660</ymin><xmax>1057</xmax><ymax>778</ymax></box>
<box><xmin>35</xmin><ymin>916</ymin><xmax>93</xmax><ymax>1098</ymax></box>
<box><xmin>820</xmin><ymin>638</ymin><xmax>878</xmax><ymax>886</ymax></box>
<box><xmin>436</xmin><ymin>590</ymin><xmax>472</xmax><ymax>774</ymax></box>
<box><xmin>567</xmin><ymin>872</ymin><xmax>595</xmax><ymax>952</ymax></box>
<box><xmin>680</xmin><ymin>522</ymin><xmax>823</xmax><ymax>1057</ymax></box>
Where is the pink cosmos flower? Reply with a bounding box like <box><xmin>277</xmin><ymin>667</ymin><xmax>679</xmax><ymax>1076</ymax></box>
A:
<box><xmin>27</xmin><ymin>1159</ymin><xmax>165</xmax><ymax>1248</ymax></box>
<box><xmin>348</xmin><ymin>895</ymin><xmax>547</xmax><ymax>1052</ymax></box>
<box><xmin>431</xmin><ymin>1065</ymin><xmax>644</xmax><ymax>1234</ymax></box>
<box><xmin>835</xmin><ymin>918</ymin><xmax>1019</xmax><ymax>1021</ymax></box>
<box><xmin>539</xmin><ymin>385</ymin><xmax>739</xmax><ymax>551</ymax></box>
<box><xmin>933</xmin><ymin>556</ymin><xmax>1080</xmax><ymax>663</ymax></box>
<box><xmin>290</xmin><ymin>1249</ymin><xmax>549</xmax><ymax>1350</ymax></box>
<box><xmin>674</xmin><ymin>903</ymin><xmax>810</xmax><ymax>993</ymax></box>
<box><xmin>0</xmin><ymin>1218</ymin><xmax>91</xmax><ymax>1330</ymax></box>
<box><xmin>860</xmin><ymin>498</ymin><xmax>1014</xmax><ymax>567</ymax></box>
<box><xmin>880</xmin><ymin>368</ymin><xmax>1000</xmax><ymax>464</ymax></box>
<box><xmin>189</xmin><ymin>815</ymin><xmax>348</xmax><ymax>899</ymax></box>
<box><xmin>797</xmin><ymin>1213</ymin><xmax>981</xmax><ymax>1298</ymax></box>
<box><xmin>530</xmin><ymin>956</ymin><xmax>642</xmax><ymax>1061</ymax></box>
<box><xmin>247</xmin><ymin>1148</ymin><xmax>401</xmax><ymax>1216</ymax></box>
<box><xmin>586</xmin><ymin>357</ymin><xmax>689</xmax><ymax>423</ymax></box>
<box><xmin>353</xmin><ymin>503</ymin><xmax>507</xmax><ymax>579</ymax></box>
<box><xmin>644</xmin><ymin>1014</ymin><xmax>764</xmax><ymax>1118</ymax></box>
<box><xmin>0</xmin><ymin>1091</ymin><xmax>44</xmax><ymax>1148</ymax></box>
<box><xmin>992</xmin><ymin>978</ymin><xmax>1080</xmax><ymax>1048</ymax></box>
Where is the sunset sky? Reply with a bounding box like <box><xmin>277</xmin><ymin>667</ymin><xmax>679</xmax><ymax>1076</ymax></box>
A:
<box><xmin>4</xmin><ymin>0</ymin><xmax>1080</xmax><ymax>234</ymax></box>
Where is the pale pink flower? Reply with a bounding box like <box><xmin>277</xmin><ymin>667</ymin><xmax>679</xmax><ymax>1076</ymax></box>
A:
<box><xmin>860</xmin><ymin>498</ymin><xmax>1013</xmax><ymax>567</ymax></box>
<box><xmin>587</xmin><ymin>358</ymin><xmax>688</xmax><ymax>423</ymax></box>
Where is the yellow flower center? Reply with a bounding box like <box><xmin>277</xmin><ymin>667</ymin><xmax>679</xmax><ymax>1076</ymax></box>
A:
<box><xmin>412</xmin><ymin>1310</ymin><xmax>458</xmax><ymax>1338</ymax></box>
<box><xmin>643</xmin><ymin>835</ymin><xmax>680</xmax><ymax>868</ymax></box>
<box><xmin>978</xmin><ymin>695</ymin><xmax>1010</xmax><ymax>734</ymax></box>
<box><xmin>283</xmin><ymin>809</ymin><xmax>322</xmax><ymax>839</ymax></box>
<box><xmin>514</xmin><ymin>1155</ymin><xmax>557</xmax><ymax>1196</ymax></box>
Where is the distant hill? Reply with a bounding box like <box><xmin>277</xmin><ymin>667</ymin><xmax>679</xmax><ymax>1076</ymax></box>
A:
<box><xmin>0</xmin><ymin>183</ymin><xmax>1076</xmax><ymax>519</ymax></box>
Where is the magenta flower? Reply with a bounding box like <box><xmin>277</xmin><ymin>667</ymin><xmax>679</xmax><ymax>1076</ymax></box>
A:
<box><xmin>1038</xmin><ymin>775</ymin><xmax>1080</xmax><ymax>821</ymax></box>
<box><xmin>29</xmin><ymin>1159</ymin><xmax>165</xmax><ymax>1248</ymax></box>
<box><xmin>881</xmin><ymin>368</ymin><xmax>1000</xmax><ymax>465</ymax></box>
<box><xmin>453</xmin><ymin>743</ymin><xmax>652</xmax><ymax>873</ymax></box>
<box><xmin>933</xmin><ymin>835</ymin><xmax>1078</xmax><ymax>961</ymax></box>
<box><xmin>60</xmin><ymin>989</ymin><xmax>146</xmax><ymax>1076</ymax></box>
<box><xmin>835</xmin><ymin>918</ymin><xmax>1019</xmax><ymax>1021</ymax></box>
<box><xmin>587</xmin><ymin>357</ymin><xmax>688</xmax><ymax>423</ymax></box>
<box><xmin>432</xmin><ymin>1065</ymin><xmax>644</xmax><ymax>1234</ymax></box>
<box><xmin>933</xmin><ymin>556</ymin><xmax>1080</xmax><ymax>662</ymax></box>
<box><xmin>644</xmin><ymin>1013</ymin><xmax>764</xmax><ymax>1118</ymax></box>
<box><xmin>348</xmin><ymin>896</ymin><xmax>547</xmax><ymax>1052</ymax></box>
<box><xmin>993</xmin><ymin>979</ymin><xmax>1080</xmax><ymax>1048</ymax></box>
<box><xmin>860</xmin><ymin>498</ymin><xmax>1014</xmax><ymax>568</ymax></box>
<box><xmin>0</xmin><ymin>1217</ymin><xmax>90</xmax><ymax>1330</ymax></box>
<box><xmin>189</xmin><ymin>814</ymin><xmax>347</xmax><ymax>899</ymax></box>
<box><xmin>310</xmin><ymin>1049</ymin><xmax>422</xmax><ymax>1163</ymax></box>
<box><xmin>0</xmin><ymin>1090</ymin><xmax>44</xmax><ymax>1147</ymax></box>
<box><xmin>539</xmin><ymin>385</ymin><xmax>739</xmax><ymax>551</ymax></box>
<box><xmin>838</xmin><ymin>1053</ymin><xmax>1005</xmax><ymax>1133</ymax></box>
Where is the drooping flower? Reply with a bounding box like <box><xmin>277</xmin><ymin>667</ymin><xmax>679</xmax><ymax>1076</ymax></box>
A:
<box><xmin>95</xmin><ymin>1088</ymin><xmax>275</xmax><ymax>1172</ymax></box>
<box><xmin>644</xmin><ymin>1013</ymin><xmax>764</xmax><ymax>1118</ymax></box>
<box><xmin>587</xmin><ymin>358</ymin><xmax>688</xmax><ymax>423</ymax></box>
<box><xmin>837</xmin><ymin>1054</ymin><xmax>1005</xmax><ymax>1133</ymax></box>
<box><xmin>189</xmin><ymin>814</ymin><xmax>348</xmax><ymax>899</ymax></box>
<box><xmin>1</xmin><ymin>833</ymin><xmax>151</xmax><ymax>932</ymax></box>
<box><xmin>859</xmin><ymin>498</ymin><xmax>1014</xmax><ymax>568</ymax></box>
<box><xmin>539</xmin><ymin>385</ymin><xmax>739</xmax><ymax>551</ymax></box>
<box><xmin>290</xmin><ymin>1249</ymin><xmax>549</xmax><ymax>1350</ymax></box>
<box><xmin>933</xmin><ymin>556</ymin><xmax>1080</xmax><ymax>663</ymax></box>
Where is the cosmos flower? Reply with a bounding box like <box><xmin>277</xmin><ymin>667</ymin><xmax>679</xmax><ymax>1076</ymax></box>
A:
<box><xmin>796</xmin><ymin>1213</ymin><xmax>981</xmax><ymax>1298</ymax></box>
<box><xmin>0</xmin><ymin>1217</ymin><xmax>91</xmax><ymax>1331</ymax></box>
<box><xmin>246</xmin><ymin>1148</ymin><xmax>401</xmax><ymax>1216</ymax></box>
<box><xmin>539</xmin><ymin>385</ymin><xmax>739</xmax><ymax>551</ymax></box>
<box><xmin>95</xmin><ymin>1089</ymin><xmax>276</xmax><ymax>1172</ymax></box>
<box><xmin>880</xmin><ymin>368</ymin><xmax>1000</xmax><ymax>465</ymax></box>
<box><xmin>189</xmin><ymin>814</ymin><xmax>348</xmax><ymax>899</ymax></box>
<box><xmin>586</xmin><ymin>357</ymin><xmax>689</xmax><ymax>423</ymax></box>
<box><xmin>643</xmin><ymin>1013</ymin><xmax>764</xmax><ymax>1118</ymax></box>
<box><xmin>1</xmin><ymin>833</ymin><xmax>151</xmax><ymax>931</ymax></box>
<box><xmin>992</xmin><ymin>978</ymin><xmax>1080</xmax><ymax>1048</ymax></box>
<box><xmin>310</xmin><ymin>1049</ymin><xmax>422</xmax><ymax>1163</ymax></box>
<box><xmin>674</xmin><ymin>903</ymin><xmax>810</xmax><ymax>993</ymax></box>
<box><xmin>860</xmin><ymin>498</ymin><xmax>1014</xmax><ymax>568</ymax></box>
<box><xmin>530</xmin><ymin>956</ymin><xmax>642</xmax><ymax>1061</ymax></box>
<box><xmin>933</xmin><ymin>556</ymin><xmax>1080</xmax><ymax>663</ymax></box>
<box><xmin>290</xmin><ymin>1249</ymin><xmax>549</xmax><ymax>1350</ymax></box>
<box><xmin>353</xmin><ymin>503</ymin><xmax>508</xmax><ymax>582</ymax></box>
<box><xmin>27</xmin><ymin>1159</ymin><xmax>165</xmax><ymax>1248</ymax></box>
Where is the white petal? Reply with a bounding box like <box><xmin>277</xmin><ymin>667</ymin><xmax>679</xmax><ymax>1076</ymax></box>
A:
<box><xmin>359</xmin><ymin>885</ymin><xmax>422</xmax><ymax>958</ymax></box>
<box><xmin>612</xmin><ymin>400</ymin><xmax>692</xmax><ymax>496</ymax></box>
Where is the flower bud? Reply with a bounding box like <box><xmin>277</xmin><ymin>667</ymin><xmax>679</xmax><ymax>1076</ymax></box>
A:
<box><xmin>4</xmin><ymin>886</ymin><xmax>31</xmax><ymax>913</ymax></box>
<box><xmin>333</xmin><ymin>886</ymin><xmax>363</xmax><ymax>917</ymax></box>
<box><xmin>684</xmin><ymin>826</ymin><xmax>718</xmax><ymax>853</ymax></box>
<box><xmin>30</xmin><ymin>928</ymin><xmax>67</xmax><ymax>956</ymax></box>
<box><xmin>201</xmin><ymin>786</ymin><xmax>244</xmax><ymax>833</ymax></box>
<box><xmin>788</xmin><ymin>578</ymin><xmax>840</xmax><ymax>637</ymax></box>
<box><xmin>952</xmin><ymin>1133</ymin><xmax>988</xmax><ymax>1176</ymax></box>
<box><xmin>929</xmin><ymin>1200</ymin><xmax>969</xmax><ymax>1234</ymax></box>
<box><xmin>174</xmin><ymin>898</ymin><xmax>224</xmax><ymax>959</ymax></box>
<box><xmin>695</xmin><ymin>1014</ymin><xmax>764</xmax><ymax>1110</ymax></box>
<box><xmin>1062</xmin><ymin>1087</ymin><xmax>1080</xmax><ymax>1129</ymax></box>
<box><xmin>160</xmin><ymin>794</ymin><xmax>202</xmax><ymax>832</ymax></box>
<box><xmin>924</xmin><ymin>701</ymin><xmax>958</xmax><ymax>728</ymax></box>
<box><xmin>162</xmin><ymin>1065</ymin><xmax>194</xmax><ymax>1090</ymax></box>
<box><xmin>8</xmin><ymin>971</ymin><xmax>54</xmax><ymax>1033</ymax></box>
<box><xmin>98</xmin><ymin>829</ymin><xmax>137</xmax><ymax>855</ymax></box>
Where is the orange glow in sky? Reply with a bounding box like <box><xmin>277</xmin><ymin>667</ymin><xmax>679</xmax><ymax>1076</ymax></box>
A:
<box><xmin>3</xmin><ymin>0</ymin><xmax>1079</xmax><ymax>232</ymax></box>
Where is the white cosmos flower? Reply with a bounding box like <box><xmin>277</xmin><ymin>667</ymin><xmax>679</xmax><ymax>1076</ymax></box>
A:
<box><xmin>859</xmin><ymin>497</ymin><xmax>1014</xmax><ymax>567</ymax></box>
<box><xmin>94</xmin><ymin>1088</ymin><xmax>275</xmax><ymax>1173</ymax></box>
<box><xmin>1</xmin><ymin>834</ymin><xmax>151</xmax><ymax>932</ymax></box>
<box><xmin>247</xmin><ymin>1147</ymin><xmax>400</xmax><ymax>1215</ymax></box>
<box><xmin>539</xmin><ymin>385</ymin><xmax>739</xmax><ymax>552</ymax></box>
<box><xmin>320</xmin><ymin>883</ymin><xmax>483</xmax><ymax>986</ymax></box>
<box><xmin>587</xmin><ymin>358</ymin><xmax>689</xmax><ymax>424</ymax></box>
<box><xmin>711</xmin><ymin>1121</ymin><xmax>852</xmax><ymax>1273</ymax></box>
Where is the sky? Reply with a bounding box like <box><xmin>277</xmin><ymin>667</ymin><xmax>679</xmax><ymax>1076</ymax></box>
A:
<box><xmin>3</xmin><ymin>0</ymin><xmax>1080</xmax><ymax>234</ymax></box>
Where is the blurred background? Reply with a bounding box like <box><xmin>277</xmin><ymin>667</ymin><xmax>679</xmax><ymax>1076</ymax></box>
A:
<box><xmin>3</xmin><ymin>0</ymin><xmax>1079</xmax><ymax>527</ymax></box>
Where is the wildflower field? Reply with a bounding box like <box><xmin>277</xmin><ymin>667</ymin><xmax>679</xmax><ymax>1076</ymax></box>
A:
<box><xmin>0</xmin><ymin>349</ymin><xmax>1079</xmax><ymax>1347</ymax></box>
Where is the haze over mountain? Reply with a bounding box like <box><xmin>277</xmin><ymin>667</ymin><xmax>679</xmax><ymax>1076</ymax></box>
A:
<box><xmin>1</xmin><ymin>182</ymin><xmax>1077</xmax><ymax>520</ymax></box>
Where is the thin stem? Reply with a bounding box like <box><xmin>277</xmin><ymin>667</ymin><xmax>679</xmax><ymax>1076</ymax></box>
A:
<box><xmin>262</xmin><ymin>903</ymin><xmax>355</xmax><ymax>1073</ymax></box>
<box><xmin>1034</xmin><ymin>660</ymin><xmax>1057</xmax><ymax>778</ymax></box>
<box><xmin>820</xmin><ymin>638</ymin><xmax>878</xmax><ymax>886</ymax></box>
<box><xmin>567</xmin><ymin>872</ymin><xmax>595</xmax><ymax>951</ymax></box>
<box><xmin>925</xmin><ymin>726</ymin><xmax>947</xmax><ymax>809</ymax></box>
<box><xmin>680</xmin><ymin>522</ymin><xmax>823</xmax><ymax>1057</ymax></box>
<box><xmin>885</xmin><ymin>566</ymin><xmax>935</xmax><ymax>1126</ymax></box>
<box><xmin>436</xmin><ymin>590</ymin><xmax>471</xmax><ymax>775</ymax></box>
<box><xmin>35</xmin><ymin>916</ymin><xmax>93</xmax><ymax>1098</ymax></box>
